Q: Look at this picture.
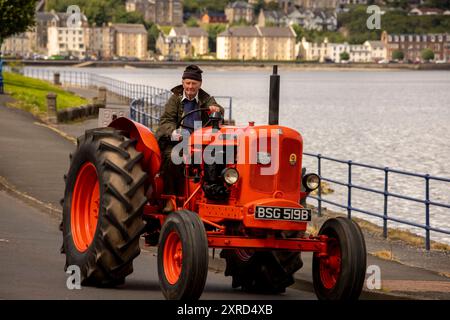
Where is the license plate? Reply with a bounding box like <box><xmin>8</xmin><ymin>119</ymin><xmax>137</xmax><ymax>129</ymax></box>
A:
<box><xmin>255</xmin><ymin>206</ymin><xmax>312</xmax><ymax>222</ymax></box>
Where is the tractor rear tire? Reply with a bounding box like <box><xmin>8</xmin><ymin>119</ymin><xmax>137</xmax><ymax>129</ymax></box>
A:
<box><xmin>220</xmin><ymin>231</ymin><xmax>304</xmax><ymax>294</ymax></box>
<box><xmin>312</xmin><ymin>217</ymin><xmax>366</xmax><ymax>300</ymax></box>
<box><xmin>61</xmin><ymin>127</ymin><xmax>148</xmax><ymax>286</ymax></box>
<box><xmin>157</xmin><ymin>210</ymin><xmax>209</xmax><ymax>300</ymax></box>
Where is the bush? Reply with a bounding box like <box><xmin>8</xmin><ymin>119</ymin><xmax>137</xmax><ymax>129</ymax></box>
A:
<box><xmin>340</xmin><ymin>51</ymin><xmax>350</xmax><ymax>61</ymax></box>
<box><xmin>392</xmin><ymin>50</ymin><xmax>404</xmax><ymax>61</ymax></box>
<box><xmin>421</xmin><ymin>48</ymin><xmax>435</xmax><ymax>62</ymax></box>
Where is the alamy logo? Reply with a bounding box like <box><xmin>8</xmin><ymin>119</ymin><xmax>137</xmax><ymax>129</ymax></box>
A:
<box><xmin>366</xmin><ymin>265</ymin><xmax>382</xmax><ymax>290</ymax></box>
<box><xmin>170</xmin><ymin>122</ymin><xmax>281</xmax><ymax>176</ymax></box>
<box><xmin>366</xmin><ymin>5</ymin><xmax>381</xmax><ymax>30</ymax></box>
<box><xmin>66</xmin><ymin>265</ymin><xmax>81</xmax><ymax>290</ymax></box>
<box><xmin>66</xmin><ymin>5</ymin><xmax>82</xmax><ymax>28</ymax></box>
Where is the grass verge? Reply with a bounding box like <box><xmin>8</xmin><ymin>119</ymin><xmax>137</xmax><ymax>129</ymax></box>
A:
<box><xmin>3</xmin><ymin>72</ymin><xmax>88</xmax><ymax>117</ymax></box>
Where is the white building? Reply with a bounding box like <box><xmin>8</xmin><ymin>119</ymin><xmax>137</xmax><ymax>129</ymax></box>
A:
<box><xmin>363</xmin><ymin>40</ymin><xmax>386</xmax><ymax>62</ymax></box>
<box><xmin>299</xmin><ymin>37</ymin><xmax>386</xmax><ymax>63</ymax></box>
<box><xmin>217</xmin><ymin>26</ymin><xmax>296</xmax><ymax>61</ymax></box>
<box><xmin>47</xmin><ymin>11</ymin><xmax>90</xmax><ymax>58</ymax></box>
<box><xmin>1</xmin><ymin>32</ymin><xmax>36</xmax><ymax>58</ymax></box>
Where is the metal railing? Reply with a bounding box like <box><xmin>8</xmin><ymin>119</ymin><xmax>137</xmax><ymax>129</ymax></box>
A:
<box><xmin>130</xmin><ymin>98</ymin><xmax>165</xmax><ymax>131</ymax></box>
<box><xmin>304</xmin><ymin>152</ymin><xmax>450</xmax><ymax>250</ymax></box>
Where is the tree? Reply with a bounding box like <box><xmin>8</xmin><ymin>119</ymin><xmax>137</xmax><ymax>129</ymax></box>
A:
<box><xmin>392</xmin><ymin>50</ymin><xmax>404</xmax><ymax>61</ymax></box>
<box><xmin>46</xmin><ymin>0</ymin><xmax>138</xmax><ymax>26</ymax></box>
<box><xmin>340</xmin><ymin>51</ymin><xmax>350</xmax><ymax>61</ymax></box>
<box><xmin>206</xmin><ymin>23</ymin><xmax>226</xmax><ymax>53</ymax></box>
<box><xmin>186</xmin><ymin>17</ymin><xmax>199</xmax><ymax>27</ymax></box>
<box><xmin>183</xmin><ymin>0</ymin><xmax>229</xmax><ymax>15</ymax></box>
<box><xmin>146</xmin><ymin>23</ymin><xmax>160</xmax><ymax>52</ymax></box>
<box><xmin>423</xmin><ymin>0</ymin><xmax>450</xmax><ymax>9</ymax></box>
<box><xmin>291</xmin><ymin>24</ymin><xmax>304</xmax><ymax>42</ymax></box>
<box><xmin>421</xmin><ymin>48</ymin><xmax>435</xmax><ymax>62</ymax></box>
<box><xmin>253</xmin><ymin>0</ymin><xmax>265</xmax><ymax>16</ymax></box>
<box><xmin>388</xmin><ymin>0</ymin><xmax>409</xmax><ymax>9</ymax></box>
<box><xmin>0</xmin><ymin>0</ymin><xmax>37</xmax><ymax>45</ymax></box>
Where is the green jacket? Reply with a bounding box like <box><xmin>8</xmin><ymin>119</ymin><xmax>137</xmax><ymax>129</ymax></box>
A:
<box><xmin>156</xmin><ymin>84</ymin><xmax>224</xmax><ymax>141</ymax></box>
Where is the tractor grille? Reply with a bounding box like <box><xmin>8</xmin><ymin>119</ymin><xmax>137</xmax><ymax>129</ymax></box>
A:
<box><xmin>278</xmin><ymin>138</ymin><xmax>301</xmax><ymax>192</ymax></box>
<box><xmin>249</xmin><ymin>137</ymin><xmax>276</xmax><ymax>194</ymax></box>
<box><xmin>249</xmin><ymin>137</ymin><xmax>301</xmax><ymax>194</ymax></box>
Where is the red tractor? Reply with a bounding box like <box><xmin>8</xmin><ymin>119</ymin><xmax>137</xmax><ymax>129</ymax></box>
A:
<box><xmin>61</xmin><ymin>79</ymin><xmax>366</xmax><ymax>301</ymax></box>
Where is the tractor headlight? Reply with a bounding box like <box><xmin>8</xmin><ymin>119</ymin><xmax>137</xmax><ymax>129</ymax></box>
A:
<box><xmin>222</xmin><ymin>168</ymin><xmax>239</xmax><ymax>185</ymax></box>
<box><xmin>303</xmin><ymin>173</ymin><xmax>320</xmax><ymax>192</ymax></box>
<box><xmin>257</xmin><ymin>152</ymin><xmax>271</xmax><ymax>165</ymax></box>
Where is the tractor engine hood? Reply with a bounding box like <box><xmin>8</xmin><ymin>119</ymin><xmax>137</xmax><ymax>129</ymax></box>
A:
<box><xmin>187</xmin><ymin>124</ymin><xmax>304</xmax><ymax>205</ymax></box>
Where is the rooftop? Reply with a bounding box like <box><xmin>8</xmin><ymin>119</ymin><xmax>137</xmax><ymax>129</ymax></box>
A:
<box><xmin>171</xmin><ymin>27</ymin><xmax>208</xmax><ymax>37</ymax></box>
<box><xmin>112</xmin><ymin>24</ymin><xmax>147</xmax><ymax>34</ymax></box>
<box><xmin>227</xmin><ymin>1</ymin><xmax>253</xmax><ymax>9</ymax></box>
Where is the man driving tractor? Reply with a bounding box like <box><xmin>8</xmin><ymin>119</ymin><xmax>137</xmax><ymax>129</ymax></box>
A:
<box><xmin>156</xmin><ymin>65</ymin><xmax>224</xmax><ymax>212</ymax></box>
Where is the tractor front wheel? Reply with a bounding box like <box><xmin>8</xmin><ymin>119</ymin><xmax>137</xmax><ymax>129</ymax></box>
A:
<box><xmin>157</xmin><ymin>210</ymin><xmax>208</xmax><ymax>300</ymax></box>
<box><xmin>312</xmin><ymin>217</ymin><xmax>366</xmax><ymax>300</ymax></box>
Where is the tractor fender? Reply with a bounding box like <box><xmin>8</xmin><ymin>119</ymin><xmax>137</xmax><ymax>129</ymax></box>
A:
<box><xmin>109</xmin><ymin>117</ymin><xmax>161</xmax><ymax>181</ymax></box>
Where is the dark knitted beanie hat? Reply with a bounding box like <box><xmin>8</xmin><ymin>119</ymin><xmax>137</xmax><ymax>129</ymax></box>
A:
<box><xmin>182</xmin><ymin>65</ymin><xmax>203</xmax><ymax>81</ymax></box>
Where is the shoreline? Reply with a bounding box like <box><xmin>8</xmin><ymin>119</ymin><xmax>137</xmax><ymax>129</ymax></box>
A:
<box><xmin>4</xmin><ymin>59</ymin><xmax>450</xmax><ymax>71</ymax></box>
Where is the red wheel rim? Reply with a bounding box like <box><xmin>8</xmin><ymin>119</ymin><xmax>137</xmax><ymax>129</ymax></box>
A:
<box><xmin>319</xmin><ymin>238</ymin><xmax>341</xmax><ymax>289</ymax></box>
<box><xmin>164</xmin><ymin>231</ymin><xmax>183</xmax><ymax>285</ymax></box>
<box><xmin>71</xmin><ymin>162</ymin><xmax>100</xmax><ymax>252</ymax></box>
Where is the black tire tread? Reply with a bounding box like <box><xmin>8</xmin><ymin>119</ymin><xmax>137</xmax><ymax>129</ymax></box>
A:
<box><xmin>158</xmin><ymin>210</ymin><xmax>208</xmax><ymax>300</ymax></box>
<box><xmin>62</xmin><ymin>127</ymin><xmax>148</xmax><ymax>286</ymax></box>
<box><xmin>312</xmin><ymin>217</ymin><xmax>366</xmax><ymax>300</ymax></box>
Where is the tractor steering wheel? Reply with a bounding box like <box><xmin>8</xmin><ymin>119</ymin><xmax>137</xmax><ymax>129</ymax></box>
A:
<box><xmin>177</xmin><ymin>108</ymin><xmax>212</xmax><ymax>131</ymax></box>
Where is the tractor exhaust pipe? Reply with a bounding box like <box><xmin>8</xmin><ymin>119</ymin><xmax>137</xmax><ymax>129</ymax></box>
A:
<box><xmin>269</xmin><ymin>65</ymin><xmax>280</xmax><ymax>125</ymax></box>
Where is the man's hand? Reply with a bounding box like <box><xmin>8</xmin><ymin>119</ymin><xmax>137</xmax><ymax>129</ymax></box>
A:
<box><xmin>209</xmin><ymin>105</ymin><xmax>221</xmax><ymax>113</ymax></box>
<box><xmin>171</xmin><ymin>129</ymin><xmax>183</xmax><ymax>142</ymax></box>
<box><xmin>171</xmin><ymin>128</ymin><xmax>190</xmax><ymax>142</ymax></box>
